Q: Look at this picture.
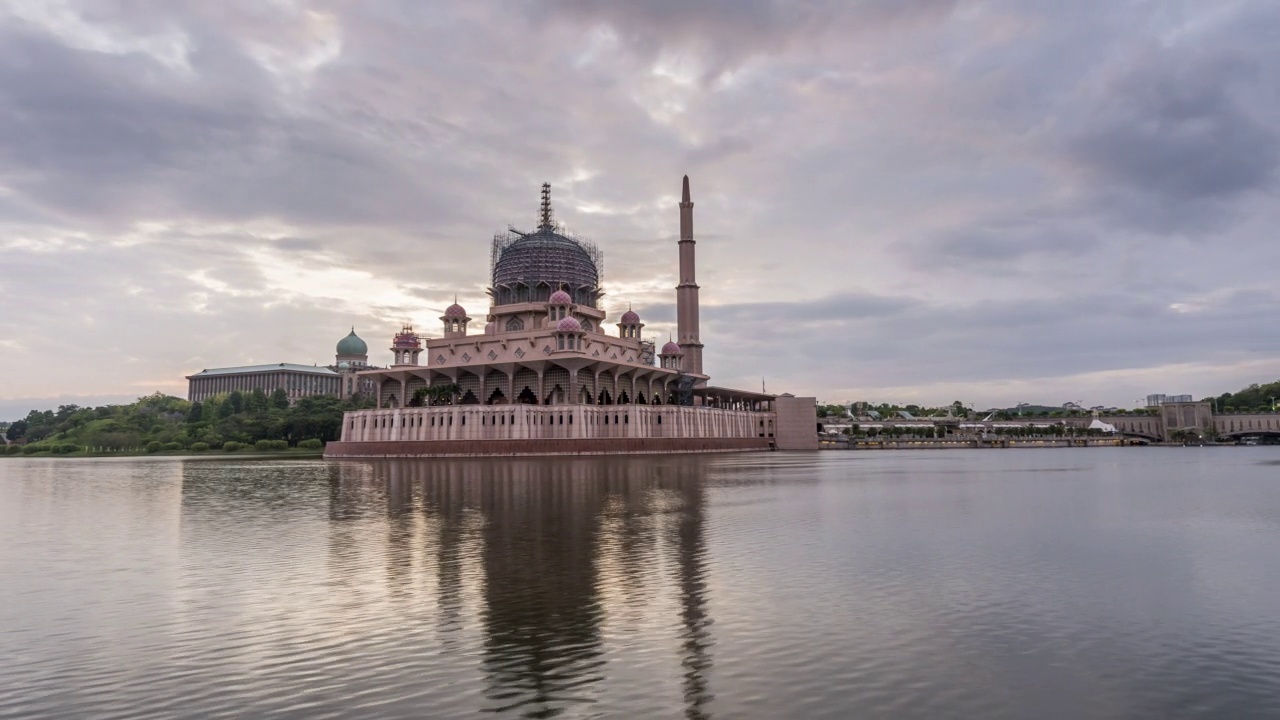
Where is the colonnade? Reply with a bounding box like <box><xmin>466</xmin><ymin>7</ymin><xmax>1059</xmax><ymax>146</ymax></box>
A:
<box><xmin>340</xmin><ymin>405</ymin><xmax>775</xmax><ymax>442</ymax></box>
<box><xmin>375</xmin><ymin>365</ymin><xmax>679</xmax><ymax>410</ymax></box>
<box><xmin>189</xmin><ymin>371</ymin><xmax>340</xmax><ymax>402</ymax></box>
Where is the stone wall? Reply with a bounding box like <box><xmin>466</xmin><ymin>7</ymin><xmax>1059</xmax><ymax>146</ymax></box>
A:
<box><xmin>340</xmin><ymin>404</ymin><xmax>773</xmax><ymax>443</ymax></box>
<box><xmin>324</xmin><ymin>437</ymin><xmax>771</xmax><ymax>458</ymax></box>
<box><xmin>774</xmin><ymin>396</ymin><xmax>819</xmax><ymax>450</ymax></box>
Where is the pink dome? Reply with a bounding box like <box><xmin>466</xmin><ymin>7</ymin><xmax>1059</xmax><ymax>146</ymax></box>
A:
<box><xmin>444</xmin><ymin>303</ymin><xmax>467</xmax><ymax>318</ymax></box>
<box><xmin>661</xmin><ymin>341</ymin><xmax>682</xmax><ymax>355</ymax></box>
<box><xmin>548</xmin><ymin>290</ymin><xmax>573</xmax><ymax>305</ymax></box>
<box><xmin>620</xmin><ymin>309</ymin><xmax>640</xmax><ymax>324</ymax></box>
<box><xmin>556</xmin><ymin>316</ymin><xmax>583</xmax><ymax>332</ymax></box>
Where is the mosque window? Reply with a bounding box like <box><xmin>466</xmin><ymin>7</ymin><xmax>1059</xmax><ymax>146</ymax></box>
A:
<box><xmin>581</xmin><ymin>320</ymin><xmax>593</xmax><ymax>332</ymax></box>
<box><xmin>557</xmin><ymin>336</ymin><xmax>565</xmax><ymax>350</ymax></box>
<box><xmin>507</xmin><ymin>317</ymin><xmax>525</xmax><ymax>332</ymax></box>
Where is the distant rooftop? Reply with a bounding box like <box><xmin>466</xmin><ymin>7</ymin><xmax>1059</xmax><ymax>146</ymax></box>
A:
<box><xmin>186</xmin><ymin>363</ymin><xmax>338</xmax><ymax>378</ymax></box>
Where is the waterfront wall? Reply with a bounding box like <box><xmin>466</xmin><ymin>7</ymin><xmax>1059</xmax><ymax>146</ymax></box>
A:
<box><xmin>337</xmin><ymin>404</ymin><xmax>774</xmax><ymax>444</ymax></box>
<box><xmin>834</xmin><ymin>438</ymin><xmax>1126</xmax><ymax>450</ymax></box>
<box><xmin>324</xmin><ymin>436</ymin><xmax>771</xmax><ymax>458</ymax></box>
<box><xmin>775</xmin><ymin>396</ymin><xmax>820</xmax><ymax>450</ymax></box>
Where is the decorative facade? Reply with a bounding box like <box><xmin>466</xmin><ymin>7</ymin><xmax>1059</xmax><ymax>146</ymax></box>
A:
<box><xmin>325</xmin><ymin>177</ymin><xmax>817</xmax><ymax>457</ymax></box>
<box><xmin>186</xmin><ymin>329</ymin><xmax>378</xmax><ymax>404</ymax></box>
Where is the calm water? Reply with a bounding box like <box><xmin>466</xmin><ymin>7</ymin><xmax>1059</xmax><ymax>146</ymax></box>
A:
<box><xmin>1</xmin><ymin>449</ymin><xmax>1279</xmax><ymax>719</ymax></box>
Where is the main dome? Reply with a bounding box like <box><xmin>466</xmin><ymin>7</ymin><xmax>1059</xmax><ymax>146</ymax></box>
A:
<box><xmin>489</xmin><ymin>184</ymin><xmax>603</xmax><ymax>308</ymax></box>
<box><xmin>336</xmin><ymin>329</ymin><xmax>367</xmax><ymax>356</ymax></box>
<box><xmin>492</xmin><ymin>228</ymin><xmax>600</xmax><ymax>292</ymax></box>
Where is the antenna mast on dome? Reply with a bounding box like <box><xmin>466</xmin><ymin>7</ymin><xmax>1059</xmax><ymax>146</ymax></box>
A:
<box><xmin>538</xmin><ymin>182</ymin><xmax>555</xmax><ymax>231</ymax></box>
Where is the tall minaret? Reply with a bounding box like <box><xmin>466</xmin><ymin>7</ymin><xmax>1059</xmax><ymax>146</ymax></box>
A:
<box><xmin>676</xmin><ymin>175</ymin><xmax>705</xmax><ymax>377</ymax></box>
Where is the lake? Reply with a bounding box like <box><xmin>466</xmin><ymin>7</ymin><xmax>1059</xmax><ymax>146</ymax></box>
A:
<box><xmin>1</xmin><ymin>448</ymin><xmax>1279</xmax><ymax>718</ymax></box>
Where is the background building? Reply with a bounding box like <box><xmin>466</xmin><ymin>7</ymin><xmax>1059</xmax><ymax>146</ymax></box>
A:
<box><xmin>1146</xmin><ymin>393</ymin><xmax>1193</xmax><ymax>407</ymax></box>
<box><xmin>186</xmin><ymin>329</ymin><xmax>377</xmax><ymax>403</ymax></box>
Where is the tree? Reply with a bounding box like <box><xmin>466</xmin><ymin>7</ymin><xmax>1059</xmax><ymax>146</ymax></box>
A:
<box><xmin>426</xmin><ymin>384</ymin><xmax>460</xmax><ymax>406</ymax></box>
<box><xmin>270</xmin><ymin>388</ymin><xmax>290</xmax><ymax>410</ymax></box>
<box><xmin>228</xmin><ymin>391</ymin><xmax>245</xmax><ymax>414</ymax></box>
<box><xmin>186</xmin><ymin>402</ymin><xmax>204</xmax><ymax>424</ymax></box>
<box><xmin>5</xmin><ymin>419</ymin><xmax>27</xmax><ymax>442</ymax></box>
<box><xmin>217</xmin><ymin>397</ymin><xmax>236</xmax><ymax>419</ymax></box>
<box><xmin>246</xmin><ymin>388</ymin><xmax>269</xmax><ymax>413</ymax></box>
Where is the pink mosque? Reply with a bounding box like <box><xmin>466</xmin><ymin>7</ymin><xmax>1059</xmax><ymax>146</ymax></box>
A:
<box><xmin>324</xmin><ymin>177</ymin><xmax>817</xmax><ymax>457</ymax></box>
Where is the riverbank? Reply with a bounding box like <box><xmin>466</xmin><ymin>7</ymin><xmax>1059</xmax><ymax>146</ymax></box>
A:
<box><xmin>1</xmin><ymin>448</ymin><xmax>325</xmax><ymax>460</ymax></box>
<box><xmin>820</xmin><ymin>438</ymin><xmax>1260</xmax><ymax>450</ymax></box>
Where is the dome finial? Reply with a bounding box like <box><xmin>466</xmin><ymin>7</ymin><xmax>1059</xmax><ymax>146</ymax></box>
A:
<box><xmin>539</xmin><ymin>182</ymin><xmax>554</xmax><ymax>231</ymax></box>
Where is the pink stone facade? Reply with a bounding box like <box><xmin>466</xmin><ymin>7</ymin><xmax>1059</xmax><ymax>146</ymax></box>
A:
<box><xmin>339</xmin><ymin>405</ymin><xmax>775</xmax><ymax>443</ymax></box>
<box><xmin>327</xmin><ymin>177</ymin><xmax>817</xmax><ymax>458</ymax></box>
<box><xmin>325</xmin><ymin>437</ymin><xmax>770</xmax><ymax>458</ymax></box>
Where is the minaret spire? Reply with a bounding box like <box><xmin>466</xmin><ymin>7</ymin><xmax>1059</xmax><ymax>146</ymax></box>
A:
<box><xmin>675</xmin><ymin>174</ymin><xmax>705</xmax><ymax>378</ymax></box>
<box><xmin>539</xmin><ymin>182</ymin><xmax>555</xmax><ymax>231</ymax></box>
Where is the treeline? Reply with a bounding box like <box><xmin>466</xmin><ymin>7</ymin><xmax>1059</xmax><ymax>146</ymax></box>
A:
<box><xmin>3</xmin><ymin>390</ymin><xmax>374</xmax><ymax>455</ymax></box>
<box><xmin>1208</xmin><ymin>380</ymin><xmax>1280</xmax><ymax>413</ymax></box>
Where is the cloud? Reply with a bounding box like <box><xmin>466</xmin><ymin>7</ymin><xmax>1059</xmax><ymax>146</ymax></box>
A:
<box><xmin>1</xmin><ymin>0</ymin><xmax>1279</xmax><ymax>415</ymax></box>
<box><xmin>1066</xmin><ymin>43</ymin><xmax>1279</xmax><ymax>233</ymax></box>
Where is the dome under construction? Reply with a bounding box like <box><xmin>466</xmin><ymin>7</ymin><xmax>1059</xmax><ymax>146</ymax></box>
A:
<box><xmin>490</xmin><ymin>183</ymin><xmax>602</xmax><ymax>308</ymax></box>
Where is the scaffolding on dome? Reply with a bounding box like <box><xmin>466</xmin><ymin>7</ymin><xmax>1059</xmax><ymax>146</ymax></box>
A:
<box><xmin>488</xmin><ymin>184</ymin><xmax>605</xmax><ymax>308</ymax></box>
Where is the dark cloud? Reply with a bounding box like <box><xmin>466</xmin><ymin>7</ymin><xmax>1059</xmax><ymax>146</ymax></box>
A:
<box><xmin>1067</xmin><ymin>45</ymin><xmax>1278</xmax><ymax>232</ymax></box>
<box><xmin>543</xmin><ymin>0</ymin><xmax>959</xmax><ymax>79</ymax></box>
<box><xmin>1</xmin><ymin>0</ymin><xmax>1279</xmax><ymax>412</ymax></box>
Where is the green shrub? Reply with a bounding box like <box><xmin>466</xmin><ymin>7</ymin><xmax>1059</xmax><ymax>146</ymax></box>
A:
<box><xmin>269</xmin><ymin>440</ymin><xmax>288</xmax><ymax>451</ymax></box>
<box><xmin>22</xmin><ymin>444</ymin><xmax>47</xmax><ymax>455</ymax></box>
<box><xmin>191</xmin><ymin>442</ymin><xmax>210</xmax><ymax>453</ymax></box>
<box><xmin>145</xmin><ymin>441</ymin><xmax>163</xmax><ymax>454</ymax></box>
<box><xmin>56</xmin><ymin>443</ymin><xmax>79</xmax><ymax>454</ymax></box>
<box><xmin>223</xmin><ymin>441</ymin><xmax>242</xmax><ymax>452</ymax></box>
<box><xmin>255</xmin><ymin>439</ymin><xmax>273</xmax><ymax>451</ymax></box>
<box><xmin>5</xmin><ymin>445</ymin><xmax>22</xmax><ymax>455</ymax></box>
<box><xmin>162</xmin><ymin>442</ymin><xmax>183</xmax><ymax>452</ymax></box>
<box><xmin>297</xmin><ymin>439</ymin><xmax>323</xmax><ymax>450</ymax></box>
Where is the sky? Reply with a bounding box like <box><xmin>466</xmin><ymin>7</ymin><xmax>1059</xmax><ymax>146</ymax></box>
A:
<box><xmin>1</xmin><ymin>0</ymin><xmax>1278</xmax><ymax>420</ymax></box>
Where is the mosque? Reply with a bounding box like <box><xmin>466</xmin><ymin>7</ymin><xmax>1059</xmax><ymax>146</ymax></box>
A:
<box><xmin>324</xmin><ymin>177</ymin><xmax>817</xmax><ymax>457</ymax></box>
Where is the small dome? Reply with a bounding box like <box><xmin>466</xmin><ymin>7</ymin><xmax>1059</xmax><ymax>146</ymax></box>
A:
<box><xmin>549</xmin><ymin>290</ymin><xmax>573</xmax><ymax>305</ymax></box>
<box><xmin>337</xmin><ymin>361</ymin><xmax>351</xmax><ymax>370</ymax></box>
<box><xmin>484</xmin><ymin>321</ymin><xmax>496</xmax><ymax>335</ymax></box>
<box><xmin>444</xmin><ymin>302</ymin><xmax>467</xmax><ymax>318</ymax></box>
<box><xmin>336</xmin><ymin>329</ymin><xmax>368</xmax><ymax>356</ymax></box>
<box><xmin>661</xmin><ymin>341</ymin><xmax>682</xmax><ymax>355</ymax></box>
<box><xmin>556</xmin><ymin>316</ymin><xmax>583</xmax><ymax>332</ymax></box>
<box><xmin>620</xmin><ymin>309</ymin><xmax>640</xmax><ymax>324</ymax></box>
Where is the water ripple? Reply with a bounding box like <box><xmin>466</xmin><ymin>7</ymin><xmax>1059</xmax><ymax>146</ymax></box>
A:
<box><xmin>1</xmin><ymin>450</ymin><xmax>1280</xmax><ymax>718</ymax></box>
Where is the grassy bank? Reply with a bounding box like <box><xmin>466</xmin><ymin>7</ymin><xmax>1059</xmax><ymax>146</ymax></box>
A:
<box><xmin>2</xmin><ymin>446</ymin><xmax>326</xmax><ymax>460</ymax></box>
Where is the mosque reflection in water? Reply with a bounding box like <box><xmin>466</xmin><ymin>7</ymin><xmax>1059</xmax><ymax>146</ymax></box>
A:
<box><xmin>325</xmin><ymin>458</ymin><xmax>714</xmax><ymax>718</ymax></box>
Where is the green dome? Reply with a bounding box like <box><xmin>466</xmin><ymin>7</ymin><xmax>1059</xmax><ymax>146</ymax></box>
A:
<box><xmin>336</xmin><ymin>328</ymin><xmax>367</xmax><ymax>356</ymax></box>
